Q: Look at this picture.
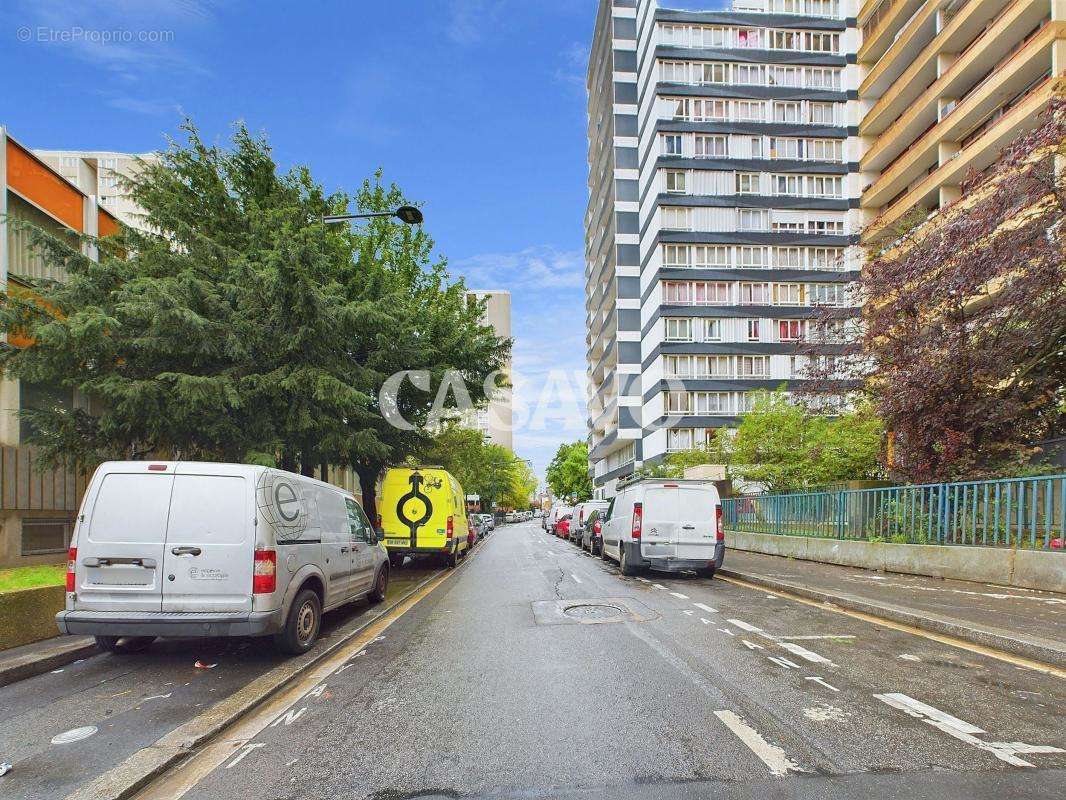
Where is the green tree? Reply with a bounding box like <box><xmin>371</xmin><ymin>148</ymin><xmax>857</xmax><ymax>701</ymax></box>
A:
<box><xmin>418</xmin><ymin>426</ymin><xmax>533</xmax><ymax>511</ymax></box>
<box><xmin>546</xmin><ymin>441</ymin><xmax>592</xmax><ymax>502</ymax></box>
<box><xmin>499</xmin><ymin>457</ymin><xmax>537</xmax><ymax>510</ymax></box>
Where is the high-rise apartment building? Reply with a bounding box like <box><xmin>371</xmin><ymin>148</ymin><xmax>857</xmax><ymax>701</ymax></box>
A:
<box><xmin>585</xmin><ymin>0</ymin><xmax>863</xmax><ymax>496</ymax></box>
<box><xmin>465</xmin><ymin>290</ymin><xmax>514</xmax><ymax>451</ymax></box>
<box><xmin>857</xmin><ymin>0</ymin><xmax>1066</xmax><ymax>242</ymax></box>
<box><xmin>34</xmin><ymin>149</ymin><xmax>157</xmax><ymax>231</ymax></box>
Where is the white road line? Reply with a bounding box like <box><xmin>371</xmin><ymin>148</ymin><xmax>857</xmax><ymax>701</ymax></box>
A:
<box><xmin>692</xmin><ymin>602</ymin><xmax>717</xmax><ymax>614</ymax></box>
<box><xmin>777</xmin><ymin>635</ymin><xmax>855</xmax><ymax>641</ymax></box>
<box><xmin>767</xmin><ymin>656</ymin><xmax>801</xmax><ymax>669</ymax></box>
<box><xmin>778</xmin><ymin>642</ymin><xmax>837</xmax><ymax>667</ymax></box>
<box><xmin>719</xmin><ymin>628</ymin><xmax>736</xmax><ymax>636</ymax></box>
<box><xmin>700</xmin><ymin>618</ymin><xmax>713</xmax><ymax>625</ymax></box>
<box><xmin>898</xmin><ymin>654</ymin><xmax>921</xmax><ymax>662</ymax></box>
<box><xmin>268</xmin><ymin>707</ymin><xmax>307</xmax><ymax>727</ymax></box>
<box><xmin>728</xmin><ymin>619</ymin><xmax>764</xmax><ymax>634</ymax></box>
<box><xmin>637</xmin><ymin>577</ymin><xmax>651</xmax><ymax>583</ymax></box>
<box><xmin>713</xmin><ymin>710</ymin><xmax>806</xmax><ymax>777</ymax></box>
<box><xmin>225</xmin><ymin>743</ymin><xmax>265</xmax><ymax>769</ymax></box>
<box><xmin>652</xmin><ymin>583</ymin><xmax>667</xmax><ymax>590</ymax></box>
<box><xmin>670</xmin><ymin>591</ymin><xmax>690</xmax><ymax>599</ymax></box>
<box><xmin>741</xmin><ymin>640</ymin><xmax>765</xmax><ymax>651</ymax></box>
<box><xmin>682</xmin><ymin>609</ymin><xmax>694</xmax><ymax>616</ymax></box>
<box><xmin>804</xmin><ymin>676</ymin><xmax>840</xmax><ymax>692</ymax></box>
<box><xmin>571</xmin><ymin>574</ymin><xmax>583</xmax><ymax>583</ymax></box>
<box><xmin>874</xmin><ymin>692</ymin><xmax>1065</xmax><ymax>767</ymax></box>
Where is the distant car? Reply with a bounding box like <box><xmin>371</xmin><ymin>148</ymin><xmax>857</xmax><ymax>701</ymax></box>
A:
<box><xmin>571</xmin><ymin>500</ymin><xmax>610</xmax><ymax>548</ymax></box>
<box><xmin>555</xmin><ymin>514</ymin><xmax>572</xmax><ymax>539</ymax></box>
<box><xmin>580</xmin><ymin>508</ymin><xmax>605</xmax><ymax>556</ymax></box>
<box><xmin>505</xmin><ymin>511</ymin><xmax>519</xmax><ymax>523</ymax></box>
<box><xmin>479</xmin><ymin>513</ymin><xmax>495</xmax><ymax>532</ymax></box>
<box><xmin>548</xmin><ymin>506</ymin><xmax>572</xmax><ymax>536</ymax></box>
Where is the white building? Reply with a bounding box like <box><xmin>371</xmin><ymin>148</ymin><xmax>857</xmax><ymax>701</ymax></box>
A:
<box><xmin>585</xmin><ymin>0</ymin><xmax>863</xmax><ymax>497</ymax></box>
<box><xmin>465</xmin><ymin>290</ymin><xmax>513</xmax><ymax>451</ymax></box>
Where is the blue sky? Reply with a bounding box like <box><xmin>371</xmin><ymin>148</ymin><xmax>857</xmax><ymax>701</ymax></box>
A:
<box><xmin>1</xmin><ymin>0</ymin><xmax>608</xmax><ymax>481</ymax></box>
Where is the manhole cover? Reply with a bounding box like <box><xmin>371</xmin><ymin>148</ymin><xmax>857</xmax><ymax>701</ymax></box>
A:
<box><xmin>563</xmin><ymin>603</ymin><xmax>625</xmax><ymax>622</ymax></box>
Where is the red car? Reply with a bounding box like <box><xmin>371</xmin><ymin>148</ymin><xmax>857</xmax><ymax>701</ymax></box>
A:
<box><xmin>555</xmin><ymin>514</ymin><xmax>572</xmax><ymax>539</ymax></box>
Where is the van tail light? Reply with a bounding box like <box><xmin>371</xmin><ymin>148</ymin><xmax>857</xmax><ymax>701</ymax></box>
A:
<box><xmin>716</xmin><ymin>507</ymin><xmax>724</xmax><ymax>542</ymax></box>
<box><xmin>376</xmin><ymin>514</ymin><xmax>382</xmax><ymax>529</ymax></box>
<box><xmin>593</xmin><ymin>520</ymin><xmax>602</xmax><ymax>535</ymax></box>
<box><xmin>253</xmin><ymin>549</ymin><xmax>277</xmax><ymax>594</ymax></box>
<box><xmin>66</xmin><ymin>547</ymin><xmax>77</xmax><ymax>592</ymax></box>
<box><xmin>446</xmin><ymin>515</ymin><xmax>454</xmax><ymax>539</ymax></box>
<box><xmin>631</xmin><ymin>503</ymin><xmax>643</xmax><ymax>540</ymax></box>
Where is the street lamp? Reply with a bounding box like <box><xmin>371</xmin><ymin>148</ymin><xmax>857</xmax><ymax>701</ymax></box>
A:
<box><xmin>322</xmin><ymin>205</ymin><xmax>424</xmax><ymax>226</ymax></box>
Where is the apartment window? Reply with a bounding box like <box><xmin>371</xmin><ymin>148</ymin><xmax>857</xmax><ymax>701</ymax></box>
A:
<box><xmin>746</xmin><ymin>319</ymin><xmax>762</xmax><ymax>341</ymax></box>
<box><xmin>738</xmin><ymin>392</ymin><xmax>759</xmax><ymax>412</ymax></box>
<box><xmin>809</xmin><ymin>219</ymin><xmax>845</xmax><ymax>236</ymax></box>
<box><xmin>665</xmin><ymin>170</ymin><xmax>687</xmax><ymax>193</ymax></box>
<box><xmin>736</xmin><ymin>172</ymin><xmax>761</xmax><ymax>194</ymax></box>
<box><xmin>661</xmin><ymin>60</ymin><xmax>689</xmax><ymax>83</ymax></box>
<box><xmin>660</xmin><ymin>23</ymin><xmax>688</xmax><ymax>45</ymax></box>
<box><xmin>769</xmin><ymin>138</ymin><xmax>800</xmax><ymax>160</ymax></box>
<box><xmin>695</xmin><ymin>134</ymin><xmax>727</xmax><ymax>157</ymax></box>
<box><xmin>750</xmin><ymin>137</ymin><xmax>764</xmax><ymax>159</ymax></box>
<box><xmin>774</xmin><ymin>247</ymin><xmax>803</xmax><ymax>268</ymax></box>
<box><xmin>810</xmin><ymin>283</ymin><xmax>845</xmax><ymax>306</ymax></box>
<box><xmin>736</xmin><ymin>28</ymin><xmax>762</xmax><ymax>48</ymax></box>
<box><xmin>662</xmin><ymin>207</ymin><xmax>692</xmax><ymax>230</ymax></box>
<box><xmin>699</xmin><ymin>63</ymin><xmax>729</xmax><ymax>84</ymax></box>
<box><xmin>666</xmin><ymin>391</ymin><xmax>691</xmax><ymax>414</ymax></box>
<box><xmin>806</xmin><ymin>32</ymin><xmax>839</xmax><ymax>53</ymax></box>
<box><xmin>61</xmin><ymin>156</ymin><xmax>78</xmax><ymax>167</ymax></box>
<box><xmin>735</xmin><ymin>64</ymin><xmax>765</xmax><ymax>85</ymax></box>
<box><xmin>775</xmin><ymin>283</ymin><xmax>803</xmax><ymax>305</ymax></box>
<box><xmin>769</xmin><ymin>66</ymin><xmax>801</xmax><ymax>87</ymax></box>
<box><xmin>693</xmin><ymin>244</ymin><xmax>730</xmax><ymax>267</ymax></box>
<box><xmin>740</xmin><ymin>282</ymin><xmax>770</xmax><ymax>305</ymax></box>
<box><xmin>665</xmin><ymin>317</ymin><xmax>693</xmax><ymax>340</ymax></box>
<box><xmin>809</xmin><ymin>102</ymin><xmax>836</xmax><ymax>124</ymax></box>
<box><xmin>773</xmin><ymin>174</ymin><xmax>801</xmax><ymax>196</ymax></box>
<box><xmin>805</xmin><ymin>68</ymin><xmax>840</xmax><ymax>90</ymax></box>
<box><xmin>21</xmin><ymin>518</ymin><xmax>74</xmax><ymax>556</ymax></box>
<box><xmin>735</xmin><ymin>100</ymin><xmax>764</xmax><ymax>121</ymax></box>
<box><xmin>738</xmin><ymin>209</ymin><xmax>768</xmax><ymax>231</ymax></box>
<box><xmin>101</xmin><ymin>158</ymin><xmax>116</xmax><ymax>168</ymax></box>
<box><xmin>663</xmin><ymin>244</ymin><xmax>690</xmax><ymax>267</ymax></box>
<box><xmin>771</xmin><ymin>30</ymin><xmax>799</xmax><ymax>50</ymax></box>
<box><xmin>778</xmin><ymin>319</ymin><xmax>806</xmax><ymax>341</ymax></box>
<box><xmin>772</xmin><ymin>220</ymin><xmax>805</xmax><ymax>233</ymax></box>
<box><xmin>739</xmin><ymin>355</ymin><xmax>769</xmax><ymax>376</ymax></box>
<box><xmin>694</xmin><ymin>392</ymin><xmax>731</xmax><ymax>414</ymax></box>
<box><xmin>699</xmin><ymin>26</ymin><xmax>729</xmax><ymax>48</ymax></box>
<box><xmin>808</xmin><ymin>175</ymin><xmax>842</xmax><ymax>198</ymax></box>
<box><xmin>670</xmin><ymin>98</ymin><xmax>691</xmax><ymax>120</ymax></box>
<box><xmin>809</xmin><ymin>247</ymin><xmax>843</xmax><ymax>270</ymax></box>
<box><xmin>737</xmin><ymin>246</ymin><xmax>768</xmax><ymax>267</ymax></box>
<box><xmin>663</xmin><ymin>282</ymin><xmax>692</xmax><ymax>304</ymax></box>
<box><xmin>666</xmin><ymin>355</ymin><xmax>693</xmax><ymax>378</ymax></box>
<box><xmin>694</xmin><ymin>281</ymin><xmax>730</xmax><ymax>305</ymax></box>
<box><xmin>808</xmin><ymin>138</ymin><xmax>843</xmax><ymax>162</ymax></box>
<box><xmin>701</xmin><ymin>355</ymin><xmax>733</xmax><ymax>377</ymax></box>
<box><xmin>773</xmin><ymin>102</ymin><xmax>802</xmax><ymax>123</ymax></box>
<box><xmin>697</xmin><ymin>318</ymin><xmax>722</xmax><ymax>341</ymax></box>
<box><xmin>663</xmin><ymin>134</ymin><xmax>683</xmax><ymax>155</ymax></box>
<box><xmin>668</xmin><ymin>428</ymin><xmax>695</xmax><ymax>451</ymax></box>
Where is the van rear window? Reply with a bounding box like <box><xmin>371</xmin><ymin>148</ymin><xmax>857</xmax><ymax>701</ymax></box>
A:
<box><xmin>89</xmin><ymin>473</ymin><xmax>173</xmax><ymax>544</ymax></box>
<box><xmin>167</xmin><ymin>475</ymin><xmax>248</xmax><ymax>544</ymax></box>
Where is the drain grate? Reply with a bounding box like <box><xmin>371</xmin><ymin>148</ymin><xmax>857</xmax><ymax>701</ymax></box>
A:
<box><xmin>563</xmin><ymin>603</ymin><xmax>626</xmax><ymax>622</ymax></box>
<box><xmin>531</xmin><ymin>597</ymin><xmax>660</xmax><ymax>626</ymax></box>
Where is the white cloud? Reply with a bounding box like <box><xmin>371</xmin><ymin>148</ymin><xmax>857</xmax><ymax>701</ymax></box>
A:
<box><xmin>554</xmin><ymin>41</ymin><xmax>588</xmax><ymax>88</ymax></box>
<box><xmin>453</xmin><ymin>245</ymin><xmax>584</xmax><ymax>290</ymax></box>
<box><xmin>446</xmin><ymin>0</ymin><xmax>506</xmax><ymax>45</ymax></box>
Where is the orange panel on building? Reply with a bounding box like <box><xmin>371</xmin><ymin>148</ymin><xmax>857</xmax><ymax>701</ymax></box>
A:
<box><xmin>98</xmin><ymin>209</ymin><xmax>119</xmax><ymax>238</ymax></box>
<box><xmin>6</xmin><ymin>139</ymin><xmax>84</xmax><ymax>232</ymax></box>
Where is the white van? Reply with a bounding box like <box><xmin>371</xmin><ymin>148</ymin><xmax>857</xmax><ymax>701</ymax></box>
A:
<box><xmin>56</xmin><ymin>461</ymin><xmax>390</xmax><ymax>655</ymax></box>
<box><xmin>571</xmin><ymin>500</ymin><xmax>610</xmax><ymax>546</ymax></box>
<box><xmin>600</xmin><ymin>479</ymin><xmax>724</xmax><ymax>577</ymax></box>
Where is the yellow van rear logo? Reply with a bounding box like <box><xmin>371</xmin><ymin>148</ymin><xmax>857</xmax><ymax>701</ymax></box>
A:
<box><xmin>396</xmin><ymin>472</ymin><xmax>434</xmax><ymax>546</ymax></box>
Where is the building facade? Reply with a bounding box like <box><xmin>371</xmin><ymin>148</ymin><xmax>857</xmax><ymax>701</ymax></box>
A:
<box><xmin>585</xmin><ymin>0</ymin><xmax>863</xmax><ymax>496</ymax></box>
<box><xmin>465</xmin><ymin>290</ymin><xmax>514</xmax><ymax>451</ymax></box>
<box><xmin>857</xmin><ymin>0</ymin><xmax>1066</xmax><ymax>242</ymax></box>
<box><xmin>33</xmin><ymin>149</ymin><xmax>158</xmax><ymax>231</ymax></box>
<box><xmin>0</xmin><ymin>128</ymin><xmax>122</xmax><ymax>567</ymax></box>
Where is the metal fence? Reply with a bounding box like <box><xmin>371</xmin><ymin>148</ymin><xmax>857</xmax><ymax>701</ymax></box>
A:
<box><xmin>722</xmin><ymin>474</ymin><xmax>1066</xmax><ymax>550</ymax></box>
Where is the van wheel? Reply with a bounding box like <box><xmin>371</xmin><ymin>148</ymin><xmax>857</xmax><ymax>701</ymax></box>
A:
<box><xmin>600</xmin><ymin>543</ymin><xmax>610</xmax><ymax>561</ymax></box>
<box><xmin>619</xmin><ymin>545</ymin><xmax>639</xmax><ymax>576</ymax></box>
<box><xmin>275</xmin><ymin>588</ymin><xmax>321</xmax><ymax>655</ymax></box>
<box><xmin>95</xmin><ymin>635</ymin><xmax>155</xmax><ymax>654</ymax></box>
<box><xmin>446</xmin><ymin>545</ymin><xmax>460</xmax><ymax>569</ymax></box>
<box><xmin>369</xmin><ymin>565</ymin><xmax>388</xmax><ymax>603</ymax></box>
<box><xmin>698</xmin><ymin>567</ymin><xmax>716</xmax><ymax>580</ymax></box>
<box><xmin>388</xmin><ymin>553</ymin><xmax>404</xmax><ymax>569</ymax></box>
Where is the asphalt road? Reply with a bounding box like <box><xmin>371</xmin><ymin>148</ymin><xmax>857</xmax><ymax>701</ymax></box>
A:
<box><xmin>0</xmin><ymin>562</ymin><xmax>439</xmax><ymax>800</ymax></box>
<box><xmin>120</xmin><ymin>520</ymin><xmax>1066</xmax><ymax>800</ymax></box>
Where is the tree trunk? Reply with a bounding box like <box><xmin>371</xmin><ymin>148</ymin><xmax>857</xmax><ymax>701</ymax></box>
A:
<box><xmin>280</xmin><ymin>451</ymin><xmax>296</xmax><ymax>473</ymax></box>
<box><xmin>357</xmin><ymin>463</ymin><xmax>381</xmax><ymax>528</ymax></box>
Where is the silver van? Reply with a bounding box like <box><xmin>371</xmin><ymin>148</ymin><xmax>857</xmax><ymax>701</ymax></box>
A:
<box><xmin>56</xmin><ymin>461</ymin><xmax>390</xmax><ymax>655</ymax></box>
<box><xmin>600</xmin><ymin>479</ymin><xmax>724</xmax><ymax>577</ymax></box>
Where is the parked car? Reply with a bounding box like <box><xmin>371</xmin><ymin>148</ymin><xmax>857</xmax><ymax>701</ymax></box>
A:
<box><xmin>482</xmin><ymin>513</ymin><xmax>496</xmax><ymax>531</ymax></box>
<box><xmin>56</xmin><ymin>461</ymin><xmax>388</xmax><ymax>656</ymax></box>
<box><xmin>600</xmin><ymin>479</ymin><xmax>724</xmax><ymax>577</ymax></box>
<box><xmin>505</xmin><ymin>511</ymin><xmax>519</xmax><ymax>523</ymax></box>
<box><xmin>548</xmin><ymin>505</ymin><xmax>572</xmax><ymax>536</ymax></box>
<box><xmin>581</xmin><ymin>508</ymin><xmax>605</xmax><ymax>556</ymax></box>
<box><xmin>467</xmin><ymin>516</ymin><xmax>481</xmax><ymax>545</ymax></box>
<box><xmin>476</xmin><ymin>515</ymin><xmax>493</xmax><ymax>538</ymax></box>
<box><xmin>556</xmin><ymin>514</ymin><xmax>573</xmax><ymax>539</ymax></box>
<box><xmin>379</xmin><ymin>466</ymin><xmax>471</xmax><ymax>569</ymax></box>
<box><xmin>571</xmin><ymin>500</ymin><xmax>610</xmax><ymax>548</ymax></box>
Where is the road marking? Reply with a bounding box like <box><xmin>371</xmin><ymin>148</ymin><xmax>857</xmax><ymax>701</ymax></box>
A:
<box><xmin>713</xmin><ymin>710</ymin><xmax>806</xmax><ymax>776</ymax></box>
<box><xmin>741</xmin><ymin>640</ymin><xmax>765</xmax><ymax>650</ymax></box>
<box><xmin>767</xmin><ymin>656</ymin><xmax>802</xmax><ymax>669</ymax></box>
<box><xmin>777</xmin><ymin>635</ymin><xmax>854</xmax><ymax>641</ymax></box>
<box><xmin>682</xmin><ymin>609</ymin><xmax>694</xmax><ymax>616</ymax></box>
<box><xmin>700</xmin><ymin>618</ymin><xmax>712</xmax><ymax>625</ymax></box>
<box><xmin>268</xmin><ymin>707</ymin><xmax>307</xmax><ymax>727</ymax></box>
<box><xmin>692</xmin><ymin>602</ymin><xmax>717</xmax><ymax>614</ymax></box>
<box><xmin>717</xmin><ymin>575</ymin><xmax>1066</xmax><ymax>678</ymax></box>
<box><xmin>571</xmin><ymin>574</ymin><xmax>583</xmax><ymax>584</ymax></box>
<box><xmin>728</xmin><ymin>619</ymin><xmax>764</xmax><ymax>634</ymax></box>
<box><xmin>898</xmin><ymin>654</ymin><xmax>921</xmax><ymax>662</ymax></box>
<box><xmin>652</xmin><ymin>583</ymin><xmax>667</xmax><ymax>590</ymax></box>
<box><xmin>224</xmin><ymin>743</ymin><xmax>265</xmax><ymax>769</ymax></box>
<box><xmin>719</xmin><ymin>628</ymin><xmax>736</xmax><ymax>636</ymax></box>
<box><xmin>778</xmin><ymin>642</ymin><xmax>837</xmax><ymax>667</ymax></box>
<box><xmin>669</xmin><ymin>591</ymin><xmax>690</xmax><ymax>599</ymax></box>
<box><xmin>142</xmin><ymin>693</ymin><xmax>173</xmax><ymax>702</ymax></box>
<box><xmin>873</xmin><ymin>692</ymin><xmax>1065</xmax><ymax>767</ymax></box>
<box><xmin>305</xmin><ymin>683</ymin><xmax>327</xmax><ymax>699</ymax></box>
<box><xmin>804</xmin><ymin>676</ymin><xmax>839</xmax><ymax>692</ymax></box>
<box><xmin>637</xmin><ymin>577</ymin><xmax>651</xmax><ymax>583</ymax></box>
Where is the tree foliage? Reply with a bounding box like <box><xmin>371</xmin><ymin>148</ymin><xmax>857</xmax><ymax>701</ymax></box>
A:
<box><xmin>417</xmin><ymin>426</ymin><xmax>533</xmax><ymax>509</ymax></box>
<box><xmin>0</xmin><ymin>121</ymin><xmax>510</xmax><ymax>521</ymax></box>
<box><xmin>545</xmin><ymin>440</ymin><xmax>592</xmax><ymax>502</ymax></box>
<box><xmin>823</xmin><ymin>100</ymin><xmax>1066</xmax><ymax>482</ymax></box>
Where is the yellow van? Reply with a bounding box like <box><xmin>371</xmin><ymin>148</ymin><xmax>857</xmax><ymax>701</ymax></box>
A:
<box><xmin>379</xmin><ymin>466</ymin><xmax>471</xmax><ymax>568</ymax></box>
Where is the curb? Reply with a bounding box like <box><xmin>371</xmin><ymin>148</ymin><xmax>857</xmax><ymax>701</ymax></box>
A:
<box><xmin>718</xmin><ymin>568</ymin><xmax>1066</xmax><ymax>670</ymax></box>
<box><xmin>0</xmin><ymin>637</ymin><xmax>99</xmax><ymax>688</ymax></box>
<box><xmin>64</xmin><ymin>547</ymin><xmax>478</xmax><ymax>800</ymax></box>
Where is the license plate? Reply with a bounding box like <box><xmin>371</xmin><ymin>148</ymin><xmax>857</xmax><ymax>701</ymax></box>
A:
<box><xmin>386</xmin><ymin>539</ymin><xmax>409</xmax><ymax>547</ymax></box>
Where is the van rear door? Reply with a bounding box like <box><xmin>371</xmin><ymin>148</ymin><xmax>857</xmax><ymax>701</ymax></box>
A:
<box><xmin>75</xmin><ymin>467</ymin><xmax>174</xmax><ymax>612</ymax></box>
<box><xmin>642</xmin><ymin>485</ymin><xmax>719</xmax><ymax>561</ymax></box>
<box><xmin>161</xmin><ymin>466</ymin><xmax>253</xmax><ymax>613</ymax></box>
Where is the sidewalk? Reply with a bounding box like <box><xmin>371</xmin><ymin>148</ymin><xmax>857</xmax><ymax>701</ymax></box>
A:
<box><xmin>0</xmin><ymin>634</ymin><xmax>97</xmax><ymax>687</ymax></box>
<box><xmin>720</xmin><ymin>549</ymin><xmax>1066</xmax><ymax>668</ymax></box>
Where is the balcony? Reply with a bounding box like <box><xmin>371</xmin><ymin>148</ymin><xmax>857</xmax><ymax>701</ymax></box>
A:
<box><xmin>858</xmin><ymin>0</ymin><xmax>928</xmax><ymax>66</ymax></box>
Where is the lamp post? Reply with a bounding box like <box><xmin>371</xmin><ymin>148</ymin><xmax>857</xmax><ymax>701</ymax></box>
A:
<box><xmin>322</xmin><ymin>205</ymin><xmax>424</xmax><ymax>226</ymax></box>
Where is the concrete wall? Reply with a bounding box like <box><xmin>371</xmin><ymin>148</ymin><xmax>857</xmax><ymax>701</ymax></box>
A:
<box><xmin>0</xmin><ymin>584</ymin><xmax>64</xmax><ymax>651</ymax></box>
<box><xmin>726</xmin><ymin>529</ymin><xmax>1066</xmax><ymax>594</ymax></box>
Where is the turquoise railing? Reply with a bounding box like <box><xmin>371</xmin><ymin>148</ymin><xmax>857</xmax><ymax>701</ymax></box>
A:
<box><xmin>722</xmin><ymin>474</ymin><xmax>1066</xmax><ymax>550</ymax></box>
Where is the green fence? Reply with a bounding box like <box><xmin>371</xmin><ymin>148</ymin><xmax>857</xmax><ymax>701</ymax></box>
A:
<box><xmin>722</xmin><ymin>474</ymin><xmax>1066</xmax><ymax>550</ymax></box>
